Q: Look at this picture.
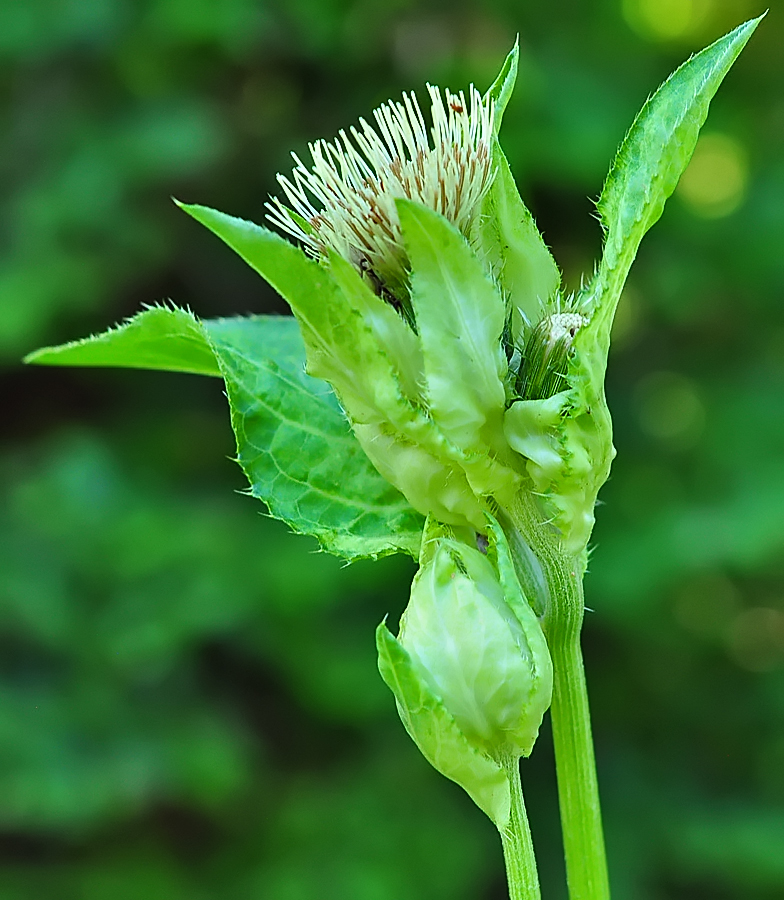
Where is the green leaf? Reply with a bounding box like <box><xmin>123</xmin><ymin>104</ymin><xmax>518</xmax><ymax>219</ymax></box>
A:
<box><xmin>27</xmin><ymin>305</ymin><xmax>424</xmax><ymax>560</ymax></box>
<box><xmin>515</xmin><ymin>17</ymin><xmax>764</xmax><ymax>557</ymax></box>
<box><xmin>590</xmin><ymin>15</ymin><xmax>763</xmax><ymax>335</ymax></box>
<box><xmin>484</xmin><ymin>39</ymin><xmax>519</xmax><ymax>135</ymax></box>
<box><xmin>24</xmin><ymin>305</ymin><xmax>221</xmax><ymax>376</ymax></box>
<box><xmin>397</xmin><ymin>199</ymin><xmax>507</xmax><ymax>453</ymax></box>
<box><xmin>205</xmin><ymin>316</ymin><xmax>424</xmax><ymax>560</ymax></box>
<box><xmin>472</xmin><ymin>139</ymin><xmax>561</xmax><ymax>333</ymax></box>
<box><xmin>376</xmin><ymin>621</ymin><xmax>510</xmax><ymax>827</ymax></box>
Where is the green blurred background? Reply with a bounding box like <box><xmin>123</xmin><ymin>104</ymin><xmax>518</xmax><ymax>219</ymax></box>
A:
<box><xmin>2</xmin><ymin>0</ymin><xmax>783</xmax><ymax>897</ymax></box>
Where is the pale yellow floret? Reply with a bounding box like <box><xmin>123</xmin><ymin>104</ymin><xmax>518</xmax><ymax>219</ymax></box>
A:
<box><xmin>266</xmin><ymin>84</ymin><xmax>495</xmax><ymax>299</ymax></box>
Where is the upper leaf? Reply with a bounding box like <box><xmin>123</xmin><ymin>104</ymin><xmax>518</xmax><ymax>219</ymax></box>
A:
<box><xmin>589</xmin><ymin>15</ymin><xmax>763</xmax><ymax>339</ymax></box>
<box><xmin>503</xmin><ymin>17</ymin><xmax>762</xmax><ymax>558</ymax></box>
<box><xmin>176</xmin><ymin>201</ymin><xmax>403</xmax><ymax>428</ymax></box>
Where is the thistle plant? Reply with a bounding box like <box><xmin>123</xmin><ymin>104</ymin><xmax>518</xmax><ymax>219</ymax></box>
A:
<box><xmin>27</xmin><ymin>17</ymin><xmax>762</xmax><ymax>900</ymax></box>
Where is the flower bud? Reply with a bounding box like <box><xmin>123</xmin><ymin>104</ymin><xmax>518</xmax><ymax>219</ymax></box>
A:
<box><xmin>517</xmin><ymin>311</ymin><xmax>586</xmax><ymax>401</ymax></box>
<box><xmin>377</xmin><ymin>516</ymin><xmax>552</xmax><ymax>824</ymax></box>
<box><xmin>400</xmin><ymin>520</ymin><xmax>552</xmax><ymax>758</ymax></box>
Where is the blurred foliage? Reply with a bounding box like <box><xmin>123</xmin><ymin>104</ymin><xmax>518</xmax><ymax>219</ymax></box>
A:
<box><xmin>3</xmin><ymin>0</ymin><xmax>784</xmax><ymax>898</ymax></box>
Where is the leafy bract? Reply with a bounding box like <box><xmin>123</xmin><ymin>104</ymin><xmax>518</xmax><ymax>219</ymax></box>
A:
<box><xmin>484</xmin><ymin>514</ymin><xmax>551</xmax><ymax>699</ymax></box>
<box><xmin>398</xmin><ymin>199</ymin><xmax>507</xmax><ymax>452</ymax></box>
<box><xmin>397</xmin><ymin>515</ymin><xmax>552</xmax><ymax>759</ymax></box>
<box><xmin>471</xmin><ymin>140</ymin><xmax>561</xmax><ymax>334</ymax></box>
<box><xmin>478</xmin><ymin>40</ymin><xmax>560</xmax><ymax>334</ymax></box>
<box><xmin>325</xmin><ymin>250</ymin><xmax>424</xmax><ymax>404</ymax></box>
<box><xmin>176</xmin><ymin>201</ymin><xmax>406</xmax><ymax>429</ymax></box>
<box><xmin>351</xmin><ymin>422</ymin><xmax>487</xmax><ymax>532</ymax></box>
<box><xmin>504</xmin><ymin>389</ymin><xmax>612</xmax><ymax>557</ymax></box>
<box><xmin>484</xmin><ymin>39</ymin><xmax>519</xmax><ymax>136</ymax></box>
<box><xmin>504</xmin><ymin>16</ymin><xmax>761</xmax><ymax>558</ymax></box>
<box><xmin>26</xmin><ymin>306</ymin><xmax>423</xmax><ymax>560</ymax></box>
<box><xmin>376</xmin><ymin>621</ymin><xmax>511</xmax><ymax>828</ymax></box>
<box><xmin>177</xmin><ymin>202</ymin><xmax>493</xmax><ymax>531</ymax></box>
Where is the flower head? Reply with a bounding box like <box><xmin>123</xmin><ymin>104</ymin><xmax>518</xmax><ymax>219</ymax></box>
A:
<box><xmin>266</xmin><ymin>84</ymin><xmax>495</xmax><ymax>302</ymax></box>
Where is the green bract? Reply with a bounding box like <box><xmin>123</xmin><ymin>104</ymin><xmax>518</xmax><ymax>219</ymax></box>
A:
<box><xmin>376</xmin><ymin>514</ymin><xmax>552</xmax><ymax>827</ymax></box>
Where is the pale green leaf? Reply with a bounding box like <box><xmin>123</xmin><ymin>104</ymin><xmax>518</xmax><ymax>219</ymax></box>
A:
<box><xmin>24</xmin><ymin>306</ymin><xmax>221</xmax><ymax>376</ymax></box>
<box><xmin>178</xmin><ymin>202</ymin><xmax>492</xmax><ymax>531</ymax></box>
<box><xmin>505</xmin><ymin>388</ymin><xmax>614</xmax><ymax>556</ymax></box>
<box><xmin>352</xmin><ymin>422</ymin><xmax>487</xmax><ymax>532</ymax></box>
<box><xmin>176</xmin><ymin>201</ymin><xmax>400</xmax><ymax>427</ymax></box>
<box><xmin>176</xmin><ymin>204</ymin><xmax>398</xmax><ymax>422</ymax></box>
<box><xmin>376</xmin><ymin>621</ymin><xmax>510</xmax><ymax>827</ymax></box>
<box><xmin>326</xmin><ymin>250</ymin><xmax>424</xmax><ymax>404</ymax></box>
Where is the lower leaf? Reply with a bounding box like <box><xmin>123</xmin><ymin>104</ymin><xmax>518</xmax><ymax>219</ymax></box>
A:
<box><xmin>26</xmin><ymin>307</ymin><xmax>424</xmax><ymax>561</ymax></box>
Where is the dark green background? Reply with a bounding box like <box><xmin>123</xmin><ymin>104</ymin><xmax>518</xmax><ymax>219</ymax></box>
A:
<box><xmin>3</xmin><ymin>0</ymin><xmax>783</xmax><ymax>897</ymax></box>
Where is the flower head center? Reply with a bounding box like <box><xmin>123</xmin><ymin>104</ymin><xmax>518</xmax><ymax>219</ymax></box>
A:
<box><xmin>266</xmin><ymin>84</ymin><xmax>495</xmax><ymax>303</ymax></box>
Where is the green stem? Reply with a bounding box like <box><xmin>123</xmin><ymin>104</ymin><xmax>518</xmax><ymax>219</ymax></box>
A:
<box><xmin>548</xmin><ymin>592</ymin><xmax>610</xmax><ymax>900</ymax></box>
<box><xmin>506</xmin><ymin>496</ymin><xmax>611</xmax><ymax>900</ymax></box>
<box><xmin>499</xmin><ymin>756</ymin><xmax>541</xmax><ymax>900</ymax></box>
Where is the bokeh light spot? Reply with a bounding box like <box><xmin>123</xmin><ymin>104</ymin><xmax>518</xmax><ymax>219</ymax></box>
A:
<box><xmin>677</xmin><ymin>132</ymin><xmax>749</xmax><ymax>218</ymax></box>
<box><xmin>727</xmin><ymin>607</ymin><xmax>784</xmax><ymax>672</ymax></box>
<box><xmin>622</xmin><ymin>0</ymin><xmax>713</xmax><ymax>41</ymax></box>
<box><xmin>674</xmin><ymin>572</ymin><xmax>740</xmax><ymax>638</ymax></box>
<box><xmin>635</xmin><ymin>371</ymin><xmax>705</xmax><ymax>448</ymax></box>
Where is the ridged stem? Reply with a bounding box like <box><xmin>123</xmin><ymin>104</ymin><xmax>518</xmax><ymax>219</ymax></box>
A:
<box><xmin>499</xmin><ymin>756</ymin><xmax>541</xmax><ymax>900</ymax></box>
<box><xmin>505</xmin><ymin>495</ymin><xmax>611</xmax><ymax>900</ymax></box>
